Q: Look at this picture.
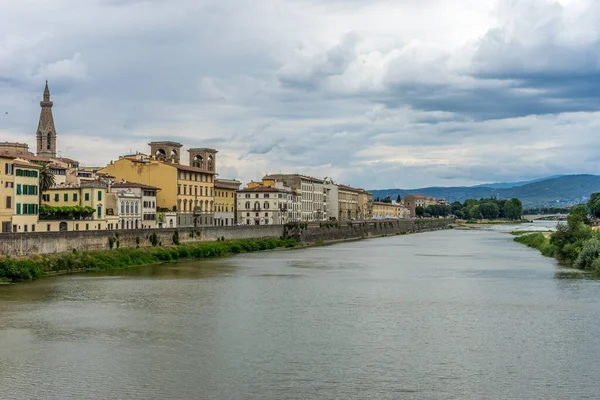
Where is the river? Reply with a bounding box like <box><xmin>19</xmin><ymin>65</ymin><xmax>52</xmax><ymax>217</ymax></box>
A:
<box><xmin>1</xmin><ymin>224</ymin><xmax>600</xmax><ymax>399</ymax></box>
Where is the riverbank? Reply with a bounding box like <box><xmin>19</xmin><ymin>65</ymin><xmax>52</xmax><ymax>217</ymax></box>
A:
<box><xmin>514</xmin><ymin>232</ymin><xmax>600</xmax><ymax>277</ymax></box>
<box><xmin>0</xmin><ymin>238</ymin><xmax>298</xmax><ymax>283</ymax></box>
<box><xmin>0</xmin><ymin>223</ymin><xmax>453</xmax><ymax>284</ymax></box>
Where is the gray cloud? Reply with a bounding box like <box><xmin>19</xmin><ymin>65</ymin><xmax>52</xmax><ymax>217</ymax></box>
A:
<box><xmin>1</xmin><ymin>0</ymin><xmax>600</xmax><ymax>189</ymax></box>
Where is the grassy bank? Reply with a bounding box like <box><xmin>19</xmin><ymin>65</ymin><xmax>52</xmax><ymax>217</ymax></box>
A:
<box><xmin>513</xmin><ymin>233</ymin><xmax>558</xmax><ymax>258</ymax></box>
<box><xmin>0</xmin><ymin>238</ymin><xmax>297</xmax><ymax>283</ymax></box>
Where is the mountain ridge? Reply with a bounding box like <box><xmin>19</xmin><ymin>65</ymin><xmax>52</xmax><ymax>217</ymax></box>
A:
<box><xmin>370</xmin><ymin>174</ymin><xmax>600</xmax><ymax>208</ymax></box>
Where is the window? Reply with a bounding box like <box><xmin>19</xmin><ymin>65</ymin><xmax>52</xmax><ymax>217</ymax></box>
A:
<box><xmin>6</xmin><ymin>196</ymin><xmax>11</xmax><ymax>209</ymax></box>
<box><xmin>134</xmin><ymin>203</ymin><xmax>138</xmax><ymax>214</ymax></box>
<box><xmin>64</xmin><ymin>193</ymin><xmax>68</xmax><ymax>201</ymax></box>
<box><xmin>55</xmin><ymin>194</ymin><xmax>59</xmax><ymax>202</ymax></box>
<box><xmin>184</xmin><ymin>185</ymin><xmax>187</xmax><ymax>195</ymax></box>
<box><xmin>16</xmin><ymin>184</ymin><xmax>21</xmax><ymax>195</ymax></box>
<box><xmin>24</xmin><ymin>224</ymin><xmax>27</xmax><ymax>232</ymax></box>
<box><xmin>97</xmin><ymin>191</ymin><xmax>102</xmax><ymax>201</ymax></box>
<box><xmin>76</xmin><ymin>223</ymin><xmax>79</xmax><ymax>230</ymax></box>
<box><xmin>32</xmin><ymin>224</ymin><xmax>35</xmax><ymax>232</ymax></box>
<box><xmin>97</xmin><ymin>206</ymin><xmax>102</xmax><ymax>218</ymax></box>
<box><xmin>5</xmin><ymin>163</ymin><xmax>13</xmax><ymax>175</ymax></box>
<box><xmin>85</xmin><ymin>193</ymin><xmax>90</xmax><ymax>201</ymax></box>
<box><xmin>47</xmin><ymin>224</ymin><xmax>51</xmax><ymax>232</ymax></box>
<box><xmin>73</xmin><ymin>193</ymin><xmax>78</xmax><ymax>201</ymax></box>
<box><xmin>265</xmin><ymin>213</ymin><xmax>268</xmax><ymax>217</ymax></box>
<box><xmin>16</xmin><ymin>203</ymin><xmax>20</xmax><ymax>214</ymax></box>
<box><xmin>121</xmin><ymin>202</ymin><xmax>125</xmax><ymax>214</ymax></box>
<box><xmin>178</xmin><ymin>185</ymin><xmax>181</xmax><ymax>195</ymax></box>
<box><xmin>265</xmin><ymin>194</ymin><xmax>269</xmax><ymax>198</ymax></box>
<box><xmin>245</xmin><ymin>194</ymin><xmax>250</xmax><ymax>198</ymax></box>
<box><xmin>86</xmin><ymin>224</ymin><xmax>89</xmax><ymax>230</ymax></box>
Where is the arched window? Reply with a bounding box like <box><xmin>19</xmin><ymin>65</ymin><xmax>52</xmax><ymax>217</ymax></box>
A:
<box><xmin>177</xmin><ymin>199</ymin><xmax>181</xmax><ymax>211</ymax></box>
<box><xmin>125</xmin><ymin>202</ymin><xmax>130</xmax><ymax>214</ymax></box>
<box><xmin>47</xmin><ymin>132</ymin><xmax>52</xmax><ymax>150</ymax></box>
<box><xmin>192</xmin><ymin>155</ymin><xmax>204</xmax><ymax>169</ymax></box>
<box><xmin>245</xmin><ymin>201</ymin><xmax>250</xmax><ymax>209</ymax></box>
<box><xmin>254</xmin><ymin>201</ymin><xmax>260</xmax><ymax>210</ymax></box>
<box><xmin>134</xmin><ymin>202</ymin><xmax>139</xmax><ymax>214</ymax></box>
<box><xmin>199</xmin><ymin>200</ymin><xmax>204</xmax><ymax>212</ymax></box>
<box><xmin>264</xmin><ymin>202</ymin><xmax>269</xmax><ymax>209</ymax></box>
<box><xmin>135</xmin><ymin>220</ymin><xmax>138</xmax><ymax>229</ymax></box>
<box><xmin>155</xmin><ymin>149</ymin><xmax>166</xmax><ymax>160</ymax></box>
<box><xmin>170</xmin><ymin>149</ymin><xmax>178</xmax><ymax>161</ymax></box>
<box><xmin>121</xmin><ymin>202</ymin><xmax>125</xmax><ymax>214</ymax></box>
<box><xmin>208</xmin><ymin>155</ymin><xmax>214</xmax><ymax>171</ymax></box>
<box><xmin>169</xmin><ymin>219</ymin><xmax>173</xmax><ymax>227</ymax></box>
<box><xmin>194</xmin><ymin>200</ymin><xmax>198</xmax><ymax>210</ymax></box>
<box><xmin>226</xmin><ymin>205</ymin><xmax>229</xmax><ymax>212</ymax></box>
<box><xmin>183</xmin><ymin>199</ymin><xmax>187</xmax><ymax>212</ymax></box>
<box><xmin>210</xmin><ymin>201</ymin><xmax>214</xmax><ymax>212</ymax></box>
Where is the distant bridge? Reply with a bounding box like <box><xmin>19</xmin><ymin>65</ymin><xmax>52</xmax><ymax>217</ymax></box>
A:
<box><xmin>523</xmin><ymin>214</ymin><xmax>569</xmax><ymax>222</ymax></box>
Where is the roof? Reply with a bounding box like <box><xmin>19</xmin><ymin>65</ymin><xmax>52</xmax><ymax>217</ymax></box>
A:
<box><xmin>238</xmin><ymin>186</ymin><xmax>287</xmax><ymax>193</ymax></box>
<box><xmin>111</xmin><ymin>181</ymin><xmax>161</xmax><ymax>190</ymax></box>
<box><xmin>16</xmin><ymin>154</ymin><xmax>52</xmax><ymax>162</ymax></box>
<box><xmin>264</xmin><ymin>174</ymin><xmax>324</xmax><ymax>183</ymax></box>
<box><xmin>173</xmin><ymin>163</ymin><xmax>215</xmax><ymax>175</ymax></box>
<box><xmin>148</xmin><ymin>141</ymin><xmax>183</xmax><ymax>147</ymax></box>
<box><xmin>14</xmin><ymin>160</ymin><xmax>42</xmax><ymax>169</ymax></box>
<box><xmin>56</xmin><ymin>157</ymin><xmax>78</xmax><ymax>163</ymax></box>
<box><xmin>188</xmin><ymin>148</ymin><xmax>218</xmax><ymax>153</ymax></box>
<box><xmin>337</xmin><ymin>184</ymin><xmax>363</xmax><ymax>193</ymax></box>
<box><xmin>373</xmin><ymin>201</ymin><xmax>400</xmax><ymax>206</ymax></box>
<box><xmin>215</xmin><ymin>178</ymin><xmax>241</xmax><ymax>189</ymax></box>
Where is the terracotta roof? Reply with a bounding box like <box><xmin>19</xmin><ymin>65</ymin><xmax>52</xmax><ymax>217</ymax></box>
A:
<box><xmin>56</xmin><ymin>157</ymin><xmax>78</xmax><ymax>163</ymax></box>
<box><xmin>172</xmin><ymin>163</ymin><xmax>215</xmax><ymax>175</ymax></box>
<box><xmin>264</xmin><ymin>174</ymin><xmax>324</xmax><ymax>183</ymax></box>
<box><xmin>16</xmin><ymin>154</ymin><xmax>52</xmax><ymax>162</ymax></box>
<box><xmin>111</xmin><ymin>181</ymin><xmax>161</xmax><ymax>190</ymax></box>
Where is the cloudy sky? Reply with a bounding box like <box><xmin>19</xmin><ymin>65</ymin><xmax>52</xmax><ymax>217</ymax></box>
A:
<box><xmin>1</xmin><ymin>0</ymin><xmax>599</xmax><ymax>189</ymax></box>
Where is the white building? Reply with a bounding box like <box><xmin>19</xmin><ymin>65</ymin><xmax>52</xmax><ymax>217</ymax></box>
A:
<box><xmin>110</xmin><ymin>181</ymin><xmax>159</xmax><ymax>229</ymax></box>
<box><xmin>236</xmin><ymin>183</ymin><xmax>295</xmax><ymax>225</ymax></box>
<box><xmin>264</xmin><ymin>174</ymin><xmax>327</xmax><ymax>221</ymax></box>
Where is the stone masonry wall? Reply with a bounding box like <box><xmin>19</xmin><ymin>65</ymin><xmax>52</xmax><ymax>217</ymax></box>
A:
<box><xmin>0</xmin><ymin>220</ymin><xmax>452</xmax><ymax>257</ymax></box>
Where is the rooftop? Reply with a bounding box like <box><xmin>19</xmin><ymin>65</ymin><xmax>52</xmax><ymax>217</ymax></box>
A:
<box><xmin>111</xmin><ymin>181</ymin><xmax>161</xmax><ymax>191</ymax></box>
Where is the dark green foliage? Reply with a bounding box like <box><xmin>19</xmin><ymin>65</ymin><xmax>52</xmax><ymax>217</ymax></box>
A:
<box><xmin>514</xmin><ymin>233</ymin><xmax>558</xmax><ymax>258</ymax></box>
<box><xmin>172</xmin><ymin>231</ymin><xmax>180</xmax><ymax>245</ymax></box>
<box><xmin>588</xmin><ymin>192</ymin><xmax>600</xmax><ymax>219</ymax></box>
<box><xmin>39</xmin><ymin>205</ymin><xmax>95</xmax><ymax>220</ymax></box>
<box><xmin>149</xmin><ymin>232</ymin><xmax>158</xmax><ymax>247</ymax></box>
<box><xmin>0</xmin><ymin>238</ymin><xmax>298</xmax><ymax>283</ymax></box>
<box><xmin>135</xmin><ymin>236</ymin><xmax>141</xmax><ymax>248</ymax></box>
<box><xmin>452</xmin><ymin>197</ymin><xmax>522</xmax><ymax>220</ymax></box>
<box><xmin>108</xmin><ymin>237</ymin><xmax>116</xmax><ymax>249</ymax></box>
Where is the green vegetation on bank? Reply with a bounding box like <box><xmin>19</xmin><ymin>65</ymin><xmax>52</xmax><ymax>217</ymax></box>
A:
<box><xmin>514</xmin><ymin>197</ymin><xmax>600</xmax><ymax>276</ymax></box>
<box><xmin>450</xmin><ymin>197</ymin><xmax>523</xmax><ymax>220</ymax></box>
<box><xmin>0</xmin><ymin>237</ymin><xmax>297</xmax><ymax>283</ymax></box>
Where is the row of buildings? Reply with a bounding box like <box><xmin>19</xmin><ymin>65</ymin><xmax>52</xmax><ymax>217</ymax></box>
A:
<box><xmin>0</xmin><ymin>82</ymin><xmax>436</xmax><ymax>233</ymax></box>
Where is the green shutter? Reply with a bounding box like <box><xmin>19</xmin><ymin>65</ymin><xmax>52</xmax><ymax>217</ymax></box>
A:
<box><xmin>54</xmin><ymin>194</ymin><xmax>59</xmax><ymax>202</ymax></box>
<box><xmin>98</xmin><ymin>191</ymin><xmax>102</xmax><ymax>201</ymax></box>
<box><xmin>97</xmin><ymin>206</ymin><xmax>102</xmax><ymax>218</ymax></box>
<box><xmin>16</xmin><ymin>184</ymin><xmax>21</xmax><ymax>195</ymax></box>
<box><xmin>16</xmin><ymin>204</ymin><xmax>20</xmax><ymax>215</ymax></box>
<box><xmin>85</xmin><ymin>193</ymin><xmax>89</xmax><ymax>201</ymax></box>
<box><xmin>73</xmin><ymin>193</ymin><xmax>78</xmax><ymax>201</ymax></box>
<box><xmin>64</xmin><ymin>193</ymin><xmax>68</xmax><ymax>202</ymax></box>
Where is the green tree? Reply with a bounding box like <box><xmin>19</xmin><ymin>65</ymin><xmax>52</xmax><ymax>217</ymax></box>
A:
<box><xmin>38</xmin><ymin>162</ymin><xmax>55</xmax><ymax>202</ymax></box>
<box><xmin>415</xmin><ymin>206</ymin><xmax>425</xmax><ymax>218</ymax></box>
<box><xmin>479</xmin><ymin>202</ymin><xmax>500</xmax><ymax>220</ymax></box>
<box><xmin>382</xmin><ymin>196</ymin><xmax>392</xmax><ymax>204</ymax></box>
<box><xmin>588</xmin><ymin>192</ymin><xmax>600</xmax><ymax>219</ymax></box>
<box><xmin>569</xmin><ymin>204</ymin><xmax>592</xmax><ymax>226</ymax></box>
<box><xmin>469</xmin><ymin>205</ymin><xmax>481</xmax><ymax>220</ymax></box>
<box><xmin>396</xmin><ymin>194</ymin><xmax>402</xmax><ymax>203</ymax></box>
<box><xmin>503</xmin><ymin>198</ymin><xmax>523</xmax><ymax>220</ymax></box>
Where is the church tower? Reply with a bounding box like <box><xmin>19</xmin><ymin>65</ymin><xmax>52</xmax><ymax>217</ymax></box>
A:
<box><xmin>36</xmin><ymin>81</ymin><xmax>57</xmax><ymax>158</ymax></box>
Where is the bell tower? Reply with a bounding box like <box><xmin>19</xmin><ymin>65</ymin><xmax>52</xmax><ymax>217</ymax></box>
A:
<box><xmin>36</xmin><ymin>81</ymin><xmax>57</xmax><ymax>158</ymax></box>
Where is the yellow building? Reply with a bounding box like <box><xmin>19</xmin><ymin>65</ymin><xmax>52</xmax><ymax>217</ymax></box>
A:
<box><xmin>13</xmin><ymin>159</ymin><xmax>41</xmax><ymax>233</ymax></box>
<box><xmin>214</xmin><ymin>179</ymin><xmax>241</xmax><ymax>226</ymax></box>
<box><xmin>358</xmin><ymin>189</ymin><xmax>373</xmax><ymax>220</ymax></box>
<box><xmin>0</xmin><ymin>155</ymin><xmax>17</xmax><ymax>232</ymax></box>
<box><xmin>99</xmin><ymin>142</ymin><xmax>217</xmax><ymax>227</ymax></box>
<box><xmin>40</xmin><ymin>182</ymin><xmax>108</xmax><ymax>231</ymax></box>
<box><xmin>372</xmin><ymin>201</ymin><xmax>402</xmax><ymax>219</ymax></box>
<box><xmin>338</xmin><ymin>185</ymin><xmax>361</xmax><ymax>220</ymax></box>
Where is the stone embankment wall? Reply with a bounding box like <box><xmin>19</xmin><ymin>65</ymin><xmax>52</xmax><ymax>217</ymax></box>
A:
<box><xmin>0</xmin><ymin>225</ymin><xmax>283</xmax><ymax>257</ymax></box>
<box><xmin>0</xmin><ymin>220</ymin><xmax>452</xmax><ymax>257</ymax></box>
<box><xmin>288</xmin><ymin>220</ymin><xmax>451</xmax><ymax>243</ymax></box>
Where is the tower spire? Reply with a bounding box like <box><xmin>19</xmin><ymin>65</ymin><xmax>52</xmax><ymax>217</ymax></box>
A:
<box><xmin>36</xmin><ymin>81</ymin><xmax>57</xmax><ymax>158</ymax></box>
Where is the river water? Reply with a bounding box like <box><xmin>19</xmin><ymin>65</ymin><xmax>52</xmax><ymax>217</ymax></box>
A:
<box><xmin>1</xmin><ymin>223</ymin><xmax>600</xmax><ymax>400</ymax></box>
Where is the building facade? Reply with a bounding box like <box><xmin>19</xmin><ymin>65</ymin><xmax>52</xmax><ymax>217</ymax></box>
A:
<box><xmin>36</xmin><ymin>81</ymin><xmax>58</xmax><ymax>158</ymax></box>
<box><xmin>99</xmin><ymin>144</ymin><xmax>216</xmax><ymax>228</ymax></box>
<box><xmin>337</xmin><ymin>185</ymin><xmax>361</xmax><ymax>220</ymax></box>
<box><xmin>110</xmin><ymin>181</ymin><xmax>159</xmax><ymax>229</ymax></box>
<box><xmin>215</xmin><ymin>179</ymin><xmax>241</xmax><ymax>226</ymax></box>
<box><xmin>264</xmin><ymin>174</ymin><xmax>326</xmax><ymax>221</ymax></box>
<box><xmin>236</xmin><ymin>184</ymin><xmax>295</xmax><ymax>225</ymax></box>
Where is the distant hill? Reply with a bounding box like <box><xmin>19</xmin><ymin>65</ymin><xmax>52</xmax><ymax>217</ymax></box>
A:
<box><xmin>370</xmin><ymin>174</ymin><xmax>600</xmax><ymax>208</ymax></box>
<box><xmin>472</xmin><ymin>175</ymin><xmax>565</xmax><ymax>189</ymax></box>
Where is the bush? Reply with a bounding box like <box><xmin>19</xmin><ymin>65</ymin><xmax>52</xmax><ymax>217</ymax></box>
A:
<box><xmin>574</xmin><ymin>238</ymin><xmax>600</xmax><ymax>271</ymax></box>
<box><xmin>172</xmin><ymin>231</ymin><xmax>180</xmax><ymax>245</ymax></box>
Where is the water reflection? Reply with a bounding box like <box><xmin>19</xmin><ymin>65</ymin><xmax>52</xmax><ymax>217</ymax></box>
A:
<box><xmin>1</xmin><ymin>229</ymin><xmax>600</xmax><ymax>400</ymax></box>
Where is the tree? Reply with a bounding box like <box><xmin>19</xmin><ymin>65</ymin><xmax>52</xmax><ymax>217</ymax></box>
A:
<box><xmin>469</xmin><ymin>205</ymin><xmax>481</xmax><ymax>220</ymax></box>
<box><xmin>382</xmin><ymin>196</ymin><xmax>392</xmax><ymax>204</ymax></box>
<box><xmin>396</xmin><ymin>194</ymin><xmax>402</xmax><ymax>203</ymax></box>
<box><xmin>503</xmin><ymin>198</ymin><xmax>523</xmax><ymax>220</ymax></box>
<box><xmin>415</xmin><ymin>206</ymin><xmax>425</xmax><ymax>218</ymax></box>
<box><xmin>479</xmin><ymin>202</ymin><xmax>500</xmax><ymax>220</ymax></box>
<box><xmin>569</xmin><ymin>204</ymin><xmax>592</xmax><ymax>226</ymax></box>
<box><xmin>38</xmin><ymin>162</ymin><xmax>55</xmax><ymax>202</ymax></box>
<box><xmin>588</xmin><ymin>192</ymin><xmax>600</xmax><ymax>219</ymax></box>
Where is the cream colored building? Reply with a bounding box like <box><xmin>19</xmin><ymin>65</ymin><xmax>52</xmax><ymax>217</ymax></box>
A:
<box><xmin>237</xmin><ymin>183</ymin><xmax>296</xmax><ymax>225</ymax></box>
<box><xmin>337</xmin><ymin>185</ymin><xmax>361</xmax><ymax>221</ymax></box>
<box><xmin>263</xmin><ymin>174</ymin><xmax>326</xmax><ymax>221</ymax></box>
<box><xmin>110</xmin><ymin>181</ymin><xmax>160</xmax><ymax>229</ymax></box>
